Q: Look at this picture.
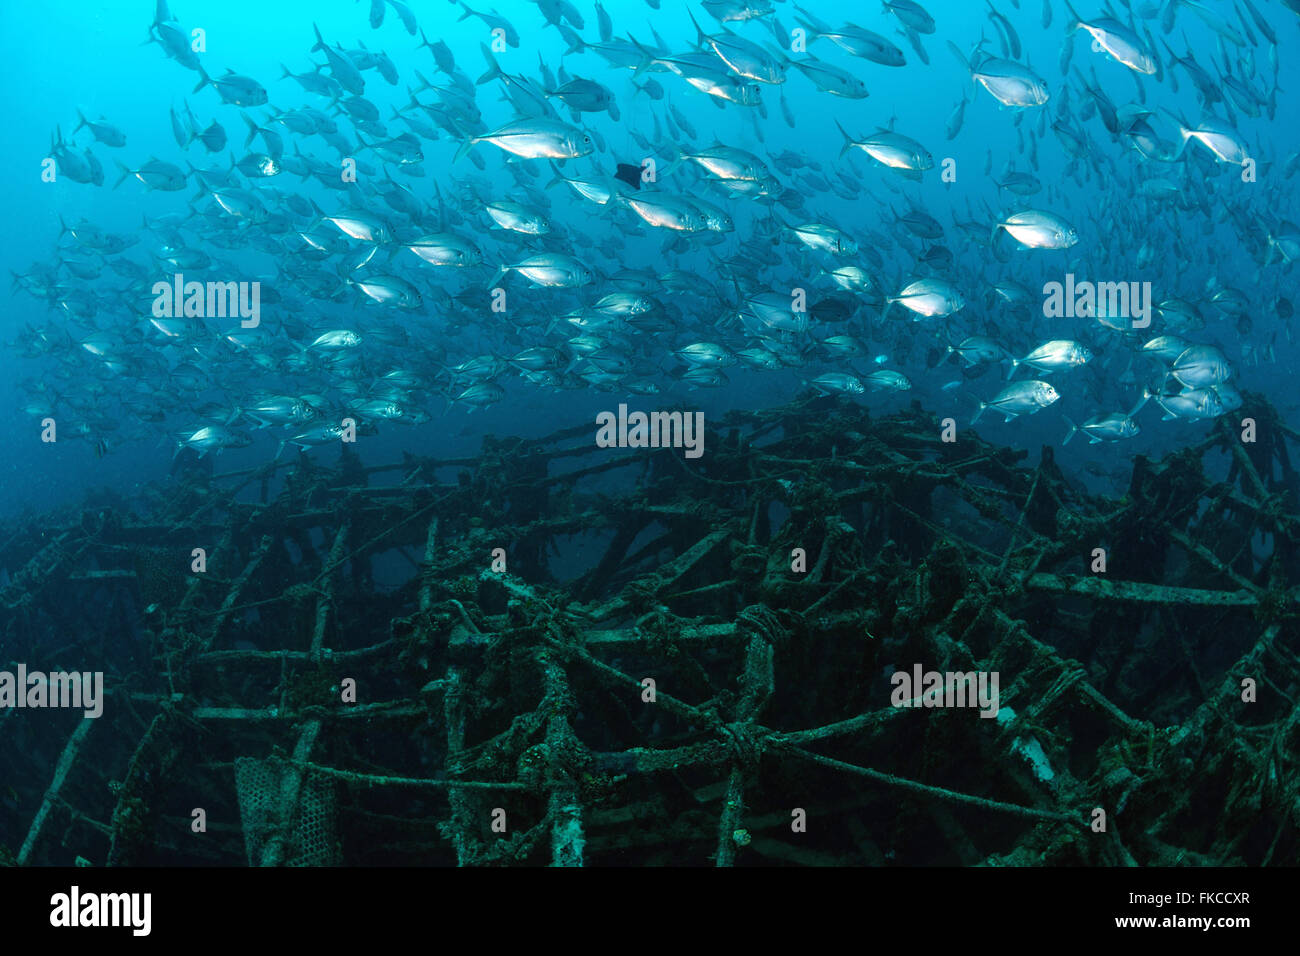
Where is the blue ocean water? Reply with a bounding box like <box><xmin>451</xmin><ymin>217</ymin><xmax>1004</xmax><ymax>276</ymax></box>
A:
<box><xmin>2</xmin><ymin>0</ymin><xmax>1296</xmax><ymax>516</ymax></box>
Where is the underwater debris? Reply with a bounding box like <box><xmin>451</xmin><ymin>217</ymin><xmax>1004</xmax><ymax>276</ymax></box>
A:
<box><xmin>1</xmin><ymin>394</ymin><xmax>1298</xmax><ymax>866</ymax></box>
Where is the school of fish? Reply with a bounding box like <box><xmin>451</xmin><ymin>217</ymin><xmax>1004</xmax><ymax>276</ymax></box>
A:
<box><xmin>12</xmin><ymin>0</ymin><xmax>1300</xmax><ymax>465</ymax></box>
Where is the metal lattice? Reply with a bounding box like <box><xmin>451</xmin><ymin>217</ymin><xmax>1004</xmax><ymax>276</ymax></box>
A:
<box><xmin>2</xmin><ymin>394</ymin><xmax>1299</xmax><ymax>866</ymax></box>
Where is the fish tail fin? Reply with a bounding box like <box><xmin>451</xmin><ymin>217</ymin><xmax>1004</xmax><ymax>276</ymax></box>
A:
<box><xmin>241</xmin><ymin>111</ymin><xmax>259</xmax><ymax>149</ymax></box>
<box><xmin>488</xmin><ymin>265</ymin><xmax>508</xmax><ymax>289</ymax></box>
<box><xmin>192</xmin><ymin>64</ymin><xmax>210</xmax><ymax>95</ymax></box>
<box><xmin>306</xmin><ymin>197</ymin><xmax>326</xmax><ymax>232</ymax></box>
<box><xmin>73</xmin><ymin>108</ymin><xmax>89</xmax><ymax>135</ymax></box>
<box><xmin>57</xmin><ymin>214</ymin><xmax>70</xmax><ymax>239</ymax></box>
<box><xmin>793</xmin><ymin>9</ymin><xmax>823</xmax><ymax>38</ymax></box>
<box><xmin>971</xmin><ymin>402</ymin><xmax>986</xmax><ymax>425</ymax></box>
<box><xmin>687</xmin><ymin>7</ymin><xmax>709</xmax><ymax>46</ymax></box>
<box><xmin>992</xmin><ymin>219</ymin><xmax>1017</xmax><ymax>254</ymax></box>
<box><xmin>1005</xmin><ymin>357</ymin><xmax>1020</xmax><ymax>380</ymax></box>
<box><xmin>629</xmin><ymin>37</ymin><xmax>656</xmax><ymax>77</ymax></box>
<box><xmin>658</xmin><ymin>154</ymin><xmax>683</xmax><ymax>180</ymax></box>
<box><xmin>1260</xmin><ymin>234</ymin><xmax>1277</xmax><ymax>266</ymax></box>
<box><xmin>768</xmin><ymin>209</ymin><xmax>794</xmax><ymax>237</ymax></box>
<box><xmin>1161</xmin><ymin>38</ymin><xmax>1179</xmax><ymax>69</ymax></box>
<box><xmin>946</xmin><ymin>40</ymin><xmax>973</xmax><ymax>77</ymax></box>
<box><xmin>1163</xmin><ymin>105</ymin><xmax>1192</xmax><ymax>139</ymax></box>
<box><xmin>1061</xmin><ymin>0</ymin><xmax>1082</xmax><ymax>31</ymax></box>
<box><xmin>456</xmin><ymin>1</ymin><xmax>475</xmax><ymax>23</ymax></box>
<box><xmin>420</xmin><ymin>71</ymin><xmax>445</xmax><ymax>98</ymax></box>
<box><xmin>1061</xmin><ymin>415</ymin><xmax>1078</xmax><ymax>445</ymax></box>
<box><xmin>476</xmin><ymin>43</ymin><xmax>502</xmax><ymax>85</ymax></box>
<box><xmin>112</xmin><ymin>160</ymin><xmax>132</xmax><ymax>190</ymax></box>
<box><xmin>834</xmin><ymin>119</ymin><xmax>854</xmax><ymax>158</ymax></box>
<box><xmin>280</xmin><ymin>62</ymin><xmax>294</xmax><ymax>81</ymax></box>
<box><xmin>1129</xmin><ymin>387</ymin><xmax>1152</xmax><ymax>418</ymax></box>
<box><xmin>544</xmin><ymin>161</ymin><xmax>566</xmax><ymax>189</ymax></box>
<box><xmin>453</xmin><ymin>135</ymin><xmax>477</xmax><ymax>163</ymax></box>
<box><xmin>311</xmin><ymin>22</ymin><xmax>326</xmax><ymax>53</ymax></box>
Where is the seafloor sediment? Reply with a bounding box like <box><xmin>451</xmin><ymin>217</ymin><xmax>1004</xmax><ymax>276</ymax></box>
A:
<box><xmin>1</xmin><ymin>394</ymin><xmax>1297</xmax><ymax>866</ymax></box>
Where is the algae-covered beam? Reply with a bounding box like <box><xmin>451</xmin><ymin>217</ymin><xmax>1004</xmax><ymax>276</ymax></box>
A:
<box><xmin>1</xmin><ymin>531</ymin><xmax>86</xmax><ymax>610</ymax></box>
<box><xmin>582</xmin><ymin>528</ymin><xmax>735</xmax><ymax>621</ymax></box>
<box><xmin>541</xmin><ymin>654</ymin><xmax>584</xmax><ymax>867</ymax></box>
<box><xmin>774</xmin><ymin>708</ymin><xmax>900</xmax><ymax>746</ymax></box>
<box><xmin>583</xmin><ymin>622</ymin><xmax>741</xmax><ymax>647</ymax></box>
<box><xmin>259</xmin><ymin>720</ymin><xmax>322</xmax><ymax>867</ymax></box>
<box><xmin>1220</xmin><ymin>418</ymin><xmax>1271</xmax><ymax>501</ymax></box>
<box><xmin>443</xmin><ymin>668</ymin><xmax>476</xmax><ymax>866</ymax></box>
<box><xmin>17</xmin><ymin>717</ymin><xmax>95</xmax><ymax>865</ymax></box>
<box><xmin>1170</xmin><ymin>624</ymin><xmax>1283</xmax><ymax>748</ymax></box>
<box><xmin>197</xmin><ymin>638</ymin><xmax>394</xmax><ymax>666</ymax></box>
<box><xmin>545</xmin><ymin>633</ymin><xmax>720</xmax><ymax>727</ymax></box>
<box><xmin>277</xmin><ymin>758</ymin><xmax>527</xmax><ymax>791</ymax></box>
<box><xmin>714</xmin><ymin>765</ymin><xmax>746</xmax><ymax>867</ymax></box>
<box><xmin>590</xmin><ymin>740</ymin><xmax>732</xmax><ymax>773</ymax></box>
<box><xmin>773</xmin><ymin>742</ymin><xmax>1083</xmax><ymax>827</ymax></box>
<box><xmin>713</xmin><ymin>625</ymin><xmax>776</xmax><ymax>866</ymax></box>
<box><xmin>193</xmin><ymin>701</ymin><xmax>424</xmax><ymax>721</ymax></box>
<box><xmin>1025</xmin><ymin>573</ymin><xmax>1262</xmax><ymax>606</ymax></box>
<box><xmin>209</xmin><ymin>534</ymin><xmax>274</xmax><ymax>646</ymax></box>
<box><xmin>988</xmin><ymin>608</ymin><xmax>1149</xmax><ymax>737</ymax></box>
<box><xmin>261</xmin><ymin>519</ymin><xmax>349</xmax><ymax>867</ymax></box>
<box><xmin>174</xmin><ymin>525</ymin><xmax>235</xmax><ymax>622</ymax></box>
<box><xmin>67</xmin><ymin>569</ymin><xmax>138</xmax><ymax>582</ymax></box>
<box><xmin>309</xmin><ymin>520</ymin><xmax>350</xmax><ymax>661</ymax></box>
<box><xmin>1167</xmin><ymin>529</ymin><xmax>1263</xmax><ymax>594</ymax></box>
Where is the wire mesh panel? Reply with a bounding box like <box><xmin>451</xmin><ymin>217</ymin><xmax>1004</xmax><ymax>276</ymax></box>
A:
<box><xmin>235</xmin><ymin>758</ymin><xmax>340</xmax><ymax>867</ymax></box>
